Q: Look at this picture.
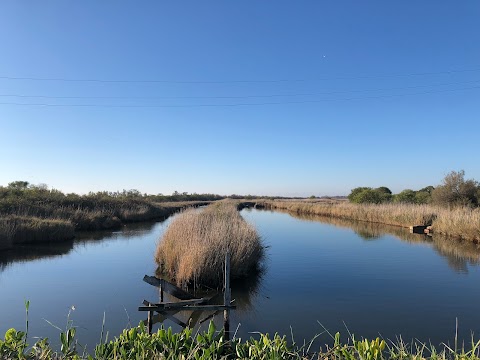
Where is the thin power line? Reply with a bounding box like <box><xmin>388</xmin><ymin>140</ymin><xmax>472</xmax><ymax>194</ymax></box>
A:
<box><xmin>0</xmin><ymin>79</ymin><xmax>479</xmax><ymax>100</ymax></box>
<box><xmin>0</xmin><ymin>67</ymin><xmax>479</xmax><ymax>84</ymax></box>
<box><xmin>0</xmin><ymin>86</ymin><xmax>478</xmax><ymax>108</ymax></box>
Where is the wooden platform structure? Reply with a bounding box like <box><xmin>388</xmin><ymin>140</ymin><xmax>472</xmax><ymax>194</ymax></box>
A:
<box><xmin>410</xmin><ymin>225</ymin><xmax>428</xmax><ymax>234</ymax></box>
<box><xmin>410</xmin><ymin>225</ymin><xmax>434</xmax><ymax>236</ymax></box>
<box><xmin>139</xmin><ymin>253</ymin><xmax>236</xmax><ymax>339</ymax></box>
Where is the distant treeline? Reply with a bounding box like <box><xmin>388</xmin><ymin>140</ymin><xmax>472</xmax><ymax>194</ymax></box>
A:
<box><xmin>1</xmin><ymin>181</ymin><xmax>303</xmax><ymax>207</ymax></box>
<box><xmin>348</xmin><ymin>170</ymin><xmax>480</xmax><ymax>208</ymax></box>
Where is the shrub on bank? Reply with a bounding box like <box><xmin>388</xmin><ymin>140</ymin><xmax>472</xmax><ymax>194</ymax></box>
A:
<box><xmin>348</xmin><ymin>187</ymin><xmax>392</xmax><ymax>204</ymax></box>
<box><xmin>432</xmin><ymin>170</ymin><xmax>479</xmax><ymax>207</ymax></box>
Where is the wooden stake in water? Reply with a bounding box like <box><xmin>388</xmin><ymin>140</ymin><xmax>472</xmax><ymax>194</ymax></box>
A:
<box><xmin>147</xmin><ymin>306</ymin><xmax>153</xmax><ymax>334</ymax></box>
<box><xmin>160</xmin><ymin>280</ymin><xmax>164</xmax><ymax>303</ymax></box>
<box><xmin>223</xmin><ymin>251</ymin><xmax>231</xmax><ymax>341</ymax></box>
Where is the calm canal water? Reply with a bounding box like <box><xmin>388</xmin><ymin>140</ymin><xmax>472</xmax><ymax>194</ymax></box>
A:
<box><xmin>1</xmin><ymin>208</ymin><xmax>480</xmax><ymax>350</ymax></box>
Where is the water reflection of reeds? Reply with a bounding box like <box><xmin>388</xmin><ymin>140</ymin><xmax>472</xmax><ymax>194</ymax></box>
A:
<box><xmin>74</xmin><ymin>221</ymin><xmax>158</xmax><ymax>243</ymax></box>
<box><xmin>0</xmin><ymin>222</ymin><xmax>161</xmax><ymax>273</ymax></box>
<box><xmin>0</xmin><ymin>241</ymin><xmax>74</xmax><ymax>272</ymax></box>
<box><xmin>260</xmin><ymin>200</ymin><xmax>480</xmax><ymax>242</ymax></box>
<box><xmin>274</xmin><ymin>209</ymin><xmax>480</xmax><ymax>274</ymax></box>
<box><xmin>431</xmin><ymin>237</ymin><xmax>480</xmax><ymax>273</ymax></box>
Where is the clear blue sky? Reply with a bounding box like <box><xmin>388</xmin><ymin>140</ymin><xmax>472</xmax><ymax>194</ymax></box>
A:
<box><xmin>0</xmin><ymin>1</ymin><xmax>479</xmax><ymax>196</ymax></box>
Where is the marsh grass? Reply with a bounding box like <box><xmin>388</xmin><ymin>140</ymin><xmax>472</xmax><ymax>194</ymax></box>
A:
<box><xmin>155</xmin><ymin>201</ymin><xmax>264</xmax><ymax>287</ymax></box>
<box><xmin>0</xmin><ymin>198</ymin><xmax>209</xmax><ymax>248</ymax></box>
<box><xmin>0</xmin><ymin>215</ymin><xmax>74</xmax><ymax>249</ymax></box>
<box><xmin>433</xmin><ymin>207</ymin><xmax>480</xmax><ymax>241</ymax></box>
<box><xmin>260</xmin><ymin>200</ymin><xmax>480</xmax><ymax>242</ymax></box>
<box><xmin>0</xmin><ymin>217</ymin><xmax>16</xmax><ymax>250</ymax></box>
<box><xmin>11</xmin><ymin>216</ymin><xmax>75</xmax><ymax>244</ymax></box>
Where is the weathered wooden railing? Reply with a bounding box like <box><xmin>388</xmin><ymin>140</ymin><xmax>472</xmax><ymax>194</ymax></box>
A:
<box><xmin>139</xmin><ymin>252</ymin><xmax>236</xmax><ymax>339</ymax></box>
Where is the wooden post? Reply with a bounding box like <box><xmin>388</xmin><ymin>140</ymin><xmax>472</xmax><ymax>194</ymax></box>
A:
<box><xmin>223</xmin><ymin>251</ymin><xmax>231</xmax><ymax>341</ymax></box>
<box><xmin>147</xmin><ymin>307</ymin><xmax>153</xmax><ymax>334</ymax></box>
<box><xmin>160</xmin><ymin>279</ymin><xmax>164</xmax><ymax>303</ymax></box>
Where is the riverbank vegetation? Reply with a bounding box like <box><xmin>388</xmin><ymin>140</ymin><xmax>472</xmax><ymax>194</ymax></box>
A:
<box><xmin>3</xmin><ymin>319</ymin><xmax>480</xmax><ymax>360</ymax></box>
<box><xmin>155</xmin><ymin>201</ymin><xmax>264</xmax><ymax>287</ymax></box>
<box><xmin>259</xmin><ymin>170</ymin><xmax>480</xmax><ymax>242</ymax></box>
<box><xmin>0</xmin><ymin>181</ymin><xmax>217</xmax><ymax>250</ymax></box>
<box><xmin>259</xmin><ymin>200</ymin><xmax>480</xmax><ymax>242</ymax></box>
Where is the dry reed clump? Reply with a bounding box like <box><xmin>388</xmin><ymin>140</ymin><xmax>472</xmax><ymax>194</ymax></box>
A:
<box><xmin>260</xmin><ymin>200</ymin><xmax>480</xmax><ymax>242</ymax></box>
<box><xmin>432</xmin><ymin>207</ymin><xmax>480</xmax><ymax>241</ymax></box>
<box><xmin>155</xmin><ymin>202</ymin><xmax>264</xmax><ymax>287</ymax></box>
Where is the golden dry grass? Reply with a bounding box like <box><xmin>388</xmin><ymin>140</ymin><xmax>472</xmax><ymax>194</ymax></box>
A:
<box><xmin>155</xmin><ymin>201</ymin><xmax>264</xmax><ymax>287</ymax></box>
<box><xmin>433</xmin><ymin>207</ymin><xmax>480</xmax><ymax>241</ymax></box>
<box><xmin>259</xmin><ymin>200</ymin><xmax>480</xmax><ymax>242</ymax></box>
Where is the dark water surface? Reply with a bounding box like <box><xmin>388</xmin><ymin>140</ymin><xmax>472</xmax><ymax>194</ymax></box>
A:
<box><xmin>1</xmin><ymin>209</ymin><xmax>480</xmax><ymax>350</ymax></box>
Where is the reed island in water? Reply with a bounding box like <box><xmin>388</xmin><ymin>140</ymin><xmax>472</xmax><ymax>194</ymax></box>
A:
<box><xmin>155</xmin><ymin>201</ymin><xmax>265</xmax><ymax>287</ymax></box>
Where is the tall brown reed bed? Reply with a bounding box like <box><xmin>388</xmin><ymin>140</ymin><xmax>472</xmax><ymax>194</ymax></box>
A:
<box><xmin>259</xmin><ymin>200</ymin><xmax>480</xmax><ymax>242</ymax></box>
<box><xmin>155</xmin><ymin>201</ymin><xmax>264</xmax><ymax>287</ymax></box>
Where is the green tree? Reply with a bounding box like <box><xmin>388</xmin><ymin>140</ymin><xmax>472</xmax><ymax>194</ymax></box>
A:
<box><xmin>355</xmin><ymin>189</ymin><xmax>385</xmax><ymax>204</ymax></box>
<box><xmin>349</xmin><ymin>187</ymin><xmax>392</xmax><ymax>204</ymax></box>
<box><xmin>348</xmin><ymin>187</ymin><xmax>387</xmax><ymax>204</ymax></box>
<box><xmin>414</xmin><ymin>191</ymin><xmax>431</xmax><ymax>204</ymax></box>
<box><xmin>419</xmin><ymin>185</ymin><xmax>435</xmax><ymax>194</ymax></box>
<box><xmin>375</xmin><ymin>187</ymin><xmax>393</xmax><ymax>202</ymax></box>
<box><xmin>375</xmin><ymin>186</ymin><xmax>392</xmax><ymax>195</ymax></box>
<box><xmin>394</xmin><ymin>189</ymin><xmax>417</xmax><ymax>203</ymax></box>
<box><xmin>348</xmin><ymin>187</ymin><xmax>371</xmax><ymax>203</ymax></box>
<box><xmin>7</xmin><ymin>181</ymin><xmax>29</xmax><ymax>190</ymax></box>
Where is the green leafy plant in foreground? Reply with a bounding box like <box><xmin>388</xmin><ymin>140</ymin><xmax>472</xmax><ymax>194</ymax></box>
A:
<box><xmin>3</xmin><ymin>302</ymin><xmax>480</xmax><ymax>359</ymax></box>
<box><xmin>0</xmin><ymin>327</ymin><xmax>29</xmax><ymax>358</ymax></box>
